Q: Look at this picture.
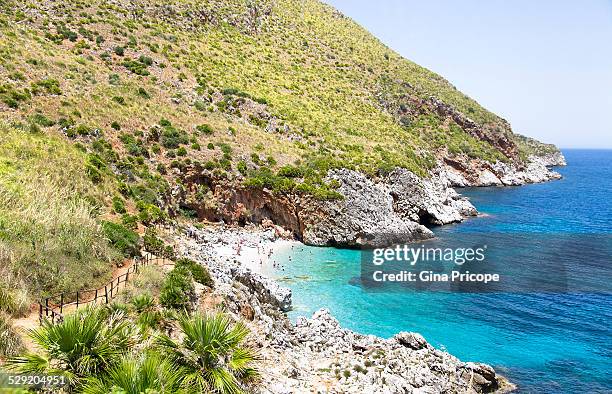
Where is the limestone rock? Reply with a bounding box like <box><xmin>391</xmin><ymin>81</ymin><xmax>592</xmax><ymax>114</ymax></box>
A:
<box><xmin>301</xmin><ymin>167</ymin><xmax>477</xmax><ymax>247</ymax></box>
<box><xmin>394</xmin><ymin>331</ymin><xmax>429</xmax><ymax>350</ymax></box>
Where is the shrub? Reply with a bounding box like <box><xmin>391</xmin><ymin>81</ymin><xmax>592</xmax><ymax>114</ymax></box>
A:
<box><xmin>190</xmin><ymin>142</ymin><xmax>200</xmax><ymax>150</ymax></box>
<box><xmin>123</xmin><ymin>59</ymin><xmax>150</xmax><ymax>76</ymax></box>
<box><xmin>277</xmin><ymin>164</ymin><xmax>303</xmax><ymax>178</ymax></box>
<box><xmin>114</xmin><ymin>46</ymin><xmax>125</xmax><ymax>56</ymax></box>
<box><xmin>118</xmin><ymin>181</ymin><xmax>131</xmax><ymax>196</ymax></box>
<box><xmin>108</xmin><ymin>73</ymin><xmax>120</xmax><ymax>85</ymax></box>
<box><xmin>81</xmin><ymin>353</ymin><xmax>180</xmax><ymax>393</ymax></box>
<box><xmin>86</xmin><ymin>164</ymin><xmax>103</xmax><ymax>183</ymax></box>
<box><xmin>101</xmin><ymin>220</ymin><xmax>140</xmax><ymax>257</ymax></box>
<box><xmin>112</xmin><ymin>196</ymin><xmax>127</xmax><ymax>214</ymax></box>
<box><xmin>250</xmin><ymin>153</ymin><xmax>262</xmax><ymax>165</ymax></box>
<box><xmin>137</xmin><ymin>87</ymin><xmax>150</xmax><ymax>99</ymax></box>
<box><xmin>7</xmin><ymin>307</ymin><xmax>134</xmax><ymax>390</ymax></box>
<box><xmin>195</xmin><ymin>124</ymin><xmax>213</xmax><ymax>135</ymax></box>
<box><xmin>32</xmin><ymin>78</ymin><xmax>61</xmax><ymax>95</ymax></box>
<box><xmin>0</xmin><ymin>285</ymin><xmax>29</xmax><ymax>317</ymax></box>
<box><xmin>159</xmin><ymin>267</ymin><xmax>194</xmax><ymax>311</ymax></box>
<box><xmin>219</xmin><ymin>158</ymin><xmax>231</xmax><ymax>170</ymax></box>
<box><xmin>112</xmin><ymin>96</ymin><xmax>126</xmax><ymax>105</ymax></box>
<box><xmin>88</xmin><ymin>154</ymin><xmax>107</xmax><ymax>171</ymax></box>
<box><xmin>111</xmin><ymin>121</ymin><xmax>121</xmax><ymax>130</ymax></box>
<box><xmin>156</xmin><ymin>313</ymin><xmax>259</xmax><ymax>392</ymax></box>
<box><xmin>138</xmin><ymin>55</ymin><xmax>153</xmax><ymax>66</ymax></box>
<box><xmin>137</xmin><ymin>203</ymin><xmax>166</xmax><ymax>225</ymax></box>
<box><xmin>194</xmin><ymin>100</ymin><xmax>206</xmax><ymax>111</ymax></box>
<box><xmin>174</xmin><ymin>258</ymin><xmax>214</xmax><ymax>288</ymax></box>
<box><xmin>177</xmin><ymin>146</ymin><xmax>187</xmax><ymax>156</ymax></box>
<box><xmin>203</xmin><ymin>160</ymin><xmax>217</xmax><ymax>170</ymax></box>
<box><xmin>31</xmin><ymin>113</ymin><xmax>55</xmax><ymax>127</ymax></box>
<box><xmin>163</xmin><ymin>245</ymin><xmax>175</xmax><ymax>260</ymax></box>
<box><xmin>160</xmin><ymin>127</ymin><xmax>188</xmax><ymax>149</ymax></box>
<box><xmin>143</xmin><ymin>228</ymin><xmax>164</xmax><ymax>255</ymax></box>
<box><xmin>237</xmin><ymin>160</ymin><xmax>247</xmax><ymax>175</ymax></box>
<box><xmin>207</xmin><ymin>142</ymin><xmax>214</xmax><ymax>150</ymax></box>
<box><xmin>218</xmin><ymin>143</ymin><xmax>232</xmax><ymax>160</ymax></box>
<box><xmin>121</xmin><ymin>214</ymin><xmax>138</xmax><ymax>229</ymax></box>
<box><xmin>28</xmin><ymin>122</ymin><xmax>42</xmax><ymax>134</ymax></box>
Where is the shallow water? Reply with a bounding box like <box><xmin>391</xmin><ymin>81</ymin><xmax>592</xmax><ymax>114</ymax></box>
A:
<box><xmin>267</xmin><ymin>150</ymin><xmax>612</xmax><ymax>393</ymax></box>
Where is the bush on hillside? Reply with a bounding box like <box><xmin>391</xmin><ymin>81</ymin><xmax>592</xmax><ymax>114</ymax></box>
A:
<box><xmin>112</xmin><ymin>196</ymin><xmax>127</xmax><ymax>214</ymax></box>
<box><xmin>174</xmin><ymin>258</ymin><xmax>214</xmax><ymax>288</ymax></box>
<box><xmin>195</xmin><ymin>124</ymin><xmax>213</xmax><ymax>135</ymax></box>
<box><xmin>101</xmin><ymin>221</ymin><xmax>140</xmax><ymax>258</ymax></box>
<box><xmin>143</xmin><ymin>228</ymin><xmax>165</xmax><ymax>255</ymax></box>
<box><xmin>160</xmin><ymin>127</ymin><xmax>188</xmax><ymax>149</ymax></box>
<box><xmin>159</xmin><ymin>267</ymin><xmax>195</xmax><ymax>311</ymax></box>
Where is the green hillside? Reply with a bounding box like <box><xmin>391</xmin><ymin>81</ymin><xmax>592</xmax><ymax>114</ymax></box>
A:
<box><xmin>0</xmin><ymin>0</ymin><xmax>526</xmax><ymax>178</ymax></box>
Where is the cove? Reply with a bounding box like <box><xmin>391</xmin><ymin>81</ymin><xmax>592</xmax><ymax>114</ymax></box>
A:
<box><xmin>265</xmin><ymin>150</ymin><xmax>612</xmax><ymax>393</ymax></box>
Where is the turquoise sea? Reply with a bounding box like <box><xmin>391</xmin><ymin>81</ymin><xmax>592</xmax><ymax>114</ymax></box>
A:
<box><xmin>266</xmin><ymin>150</ymin><xmax>612</xmax><ymax>393</ymax></box>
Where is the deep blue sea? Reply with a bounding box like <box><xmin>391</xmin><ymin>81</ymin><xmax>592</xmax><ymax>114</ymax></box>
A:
<box><xmin>267</xmin><ymin>150</ymin><xmax>612</xmax><ymax>393</ymax></box>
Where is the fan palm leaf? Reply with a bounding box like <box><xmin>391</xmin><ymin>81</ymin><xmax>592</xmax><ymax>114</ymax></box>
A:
<box><xmin>81</xmin><ymin>352</ymin><xmax>183</xmax><ymax>394</ymax></box>
<box><xmin>156</xmin><ymin>312</ymin><xmax>260</xmax><ymax>394</ymax></box>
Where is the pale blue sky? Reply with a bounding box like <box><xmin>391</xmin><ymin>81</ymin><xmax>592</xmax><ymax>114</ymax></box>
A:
<box><xmin>325</xmin><ymin>0</ymin><xmax>612</xmax><ymax>149</ymax></box>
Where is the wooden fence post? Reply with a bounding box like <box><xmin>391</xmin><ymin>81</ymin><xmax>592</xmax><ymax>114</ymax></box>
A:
<box><xmin>60</xmin><ymin>294</ymin><xmax>64</xmax><ymax>314</ymax></box>
<box><xmin>94</xmin><ymin>289</ymin><xmax>98</xmax><ymax>304</ymax></box>
<box><xmin>76</xmin><ymin>292</ymin><xmax>79</xmax><ymax>309</ymax></box>
<box><xmin>105</xmin><ymin>285</ymin><xmax>108</xmax><ymax>304</ymax></box>
<box><xmin>45</xmin><ymin>298</ymin><xmax>49</xmax><ymax>317</ymax></box>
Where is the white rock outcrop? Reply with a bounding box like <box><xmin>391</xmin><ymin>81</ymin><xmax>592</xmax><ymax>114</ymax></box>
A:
<box><xmin>302</xmin><ymin>168</ymin><xmax>477</xmax><ymax>247</ymax></box>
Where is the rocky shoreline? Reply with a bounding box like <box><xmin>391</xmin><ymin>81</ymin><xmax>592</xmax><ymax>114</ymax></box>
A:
<box><xmin>174</xmin><ymin>225</ymin><xmax>515</xmax><ymax>393</ymax></box>
<box><xmin>299</xmin><ymin>153</ymin><xmax>564</xmax><ymax>247</ymax></box>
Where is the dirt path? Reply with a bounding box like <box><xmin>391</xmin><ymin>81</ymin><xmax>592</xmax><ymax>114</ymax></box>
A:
<box><xmin>11</xmin><ymin>254</ymin><xmax>174</xmax><ymax>351</ymax></box>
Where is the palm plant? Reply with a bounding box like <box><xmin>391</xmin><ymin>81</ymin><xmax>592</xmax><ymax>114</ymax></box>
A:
<box><xmin>157</xmin><ymin>312</ymin><xmax>260</xmax><ymax>394</ymax></box>
<box><xmin>81</xmin><ymin>352</ymin><xmax>183</xmax><ymax>394</ymax></box>
<box><xmin>130</xmin><ymin>293</ymin><xmax>163</xmax><ymax>331</ymax></box>
<box><xmin>7</xmin><ymin>306</ymin><xmax>135</xmax><ymax>389</ymax></box>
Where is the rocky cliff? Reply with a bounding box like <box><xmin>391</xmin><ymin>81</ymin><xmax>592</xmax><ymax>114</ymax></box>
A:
<box><xmin>177</xmin><ymin>151</ymin><xmax>564</xmax><ymax>247</ymax></box>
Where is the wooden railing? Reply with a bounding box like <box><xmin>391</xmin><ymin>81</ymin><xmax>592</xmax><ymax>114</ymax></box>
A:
<box><xmin>37</xmin><ymin>253</ymin><xmax>171</xmax><ymax>324</ymax></box>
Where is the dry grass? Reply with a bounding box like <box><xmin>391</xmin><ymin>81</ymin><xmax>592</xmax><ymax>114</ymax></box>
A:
<box><xmin>0</xmin><ymin>123</ymin><xmax>118</xmax><ymax>300</ymax></box>
<box><xmin>0</xmin><ymin>313</ymin><xmax>24</xmax><ymax>359</ymax></box>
